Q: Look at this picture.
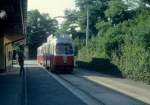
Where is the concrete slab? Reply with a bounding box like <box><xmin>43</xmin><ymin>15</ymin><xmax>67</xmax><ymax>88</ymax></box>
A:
<box><xmin>25</xmin><ymin>62</ymin><xmax>86</xmax><ymax>105</ymax></box>
<box><xmin>0</xmin><ymin>68</ymin><xmax>21</xmax><ymax>105</ymax></box>
<box><xmin>75</xmin><ymin>69</ymin><xmax>150</xmax><ymax>105</ymax></box>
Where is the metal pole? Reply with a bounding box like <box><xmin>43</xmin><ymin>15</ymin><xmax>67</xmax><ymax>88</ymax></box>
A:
<box><xmin>86</xmin><ymin>5</ymin><xmax>89</xmax><ymax>46</ymax></box>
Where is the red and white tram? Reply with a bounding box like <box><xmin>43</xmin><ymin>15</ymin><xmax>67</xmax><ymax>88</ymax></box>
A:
<box><xmin>37</xmin><ymin>35</ymin><xmax>74</xmax><ymax>72</ymax></box>
<box><xmin>37</xmin><ymin>46</ymin><xmax>42</xmax><ymax>64</ymax></box>
<box><xmin>37</xmin><ymin>43</ymin><xmax>47</xmax><ymax>65</ymax></box>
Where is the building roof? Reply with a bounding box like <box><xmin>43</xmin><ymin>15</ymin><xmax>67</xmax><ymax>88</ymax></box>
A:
<box><xmin>0</xmin><ymin>0</ymin><xmax>27</xmax><ymax>35</ymax></box>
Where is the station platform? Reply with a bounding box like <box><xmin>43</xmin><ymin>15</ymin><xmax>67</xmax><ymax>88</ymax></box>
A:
<box><xmin>0</xmin><ymin>67</ymin><xmax>22</xmax><ymax>105</ymax></box>
<box><xmin>0</xmin><ymin>61</ymin><xmax>86</xmax><ymax>105</ymax></box>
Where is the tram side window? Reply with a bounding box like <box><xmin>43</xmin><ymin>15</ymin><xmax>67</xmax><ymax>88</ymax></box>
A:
<box><xmin>49</xmin><ymin>45</ymin><xmax>51</xmax><ymax>55</ymax></box>
<box><xmin>39</xmin><ymin>49</ymin><xmax>41</xmax><ymax>55</ymax></box>
<box><xmin>48</xmin><ymin>46</ymin><xmax>49</xmax><ymax>54</ymax></box>
<box><xmin>53</xmin><ymin>45</ymin><xmax>54</xmax><ymax>55</ymax></box>
<box><xmin>50</xmin><ymin>45</ymin><xmax>52</xmax><ymax>55</ymax></box>
<box><xmin>38</xmin><ymin>49</ymin><xmax>40</xmax><ymax>55</ymax></box>
<box><xmin>51</xmin><ymin>45</ymin><xmax>54</xmax><ymax>55</ymax></box>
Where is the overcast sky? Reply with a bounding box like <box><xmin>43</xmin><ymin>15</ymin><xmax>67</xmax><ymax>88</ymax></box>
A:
<box><xmin>28</xmin><ymin>0</ymin><xmax>76</xmax><ymax>18</ymax></box>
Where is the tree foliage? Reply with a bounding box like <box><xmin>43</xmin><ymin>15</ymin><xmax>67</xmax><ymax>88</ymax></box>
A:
<box><xmin>27</xmin><ymin>10</ymin><xmax>58</xmax><ymax>58</ymax></box>
<box><xmin>27</xmin><ymin>10</ymin><xmax>58</xmax><ymax>47</ymax></box>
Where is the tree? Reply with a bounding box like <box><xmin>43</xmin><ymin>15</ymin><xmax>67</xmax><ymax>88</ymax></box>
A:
<box><xmin>105</xmin><ymin>0</ymin><xmax>137</xmax><ymax>25</ymax></box>
<box><xmin>77</xmin><ymin>0</ymin><xmax>150</xmax><ymax>83</ymax></box>
<box><xmin>59</xmin><ymin>9</ymin><xmax>79</xmax><ymax>34</ymax></box>
<box><xmin>60</xmin><ymin>0</ymin><xmax>111</xmax><ymax>40</ymax></box>
<box><xmin>75</xmin><ymin>0</ymin><xmax>110</xmax><ymax>36</ymax></box>
<box><xmin>58</xmin><ymin>9</ymin><xmax>86</xmax><ymax>41</ymax></box>
<box><xmin>142</xmin><ymin>0</ymin><xmax>150</xmax><ymax>4</ymax></box>
<box><xmin>27</xmin><ymin>10</ymin><xmax>58</xmax><ymax>58</ymax></box>
<box><xmin>27</xmin><ymin>10</ymin><xmax>58</xmax><ymax>46</ymax></box>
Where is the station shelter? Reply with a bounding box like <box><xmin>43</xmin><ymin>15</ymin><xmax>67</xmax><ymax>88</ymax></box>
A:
<box><xmin>0</xmin><ymin>0</ymin><xmax>27</xmax><ymax>72</ymax></box>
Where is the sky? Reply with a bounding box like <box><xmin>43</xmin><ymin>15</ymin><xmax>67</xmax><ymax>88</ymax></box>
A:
<box><xmin>28</xmin><ymin>0</ymin><xmax>76</xmax><ymax>18</ymax></box>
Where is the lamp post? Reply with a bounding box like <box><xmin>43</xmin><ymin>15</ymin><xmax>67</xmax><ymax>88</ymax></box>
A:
<box><xmin>86</xmin><ymin>5</ymin><xmax>89</xmax><ymax>46</ymax></box>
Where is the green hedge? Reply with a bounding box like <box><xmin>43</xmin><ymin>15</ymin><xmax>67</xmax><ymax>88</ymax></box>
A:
<box><xmin>77</xmin><ymin>36</ymin><xmax>150</xmax><ymax>84</ymax></box>
<box><xmin>77</xmin><ymin>13</ymin><xmax>150</xmax><ymax>84</ymax></box>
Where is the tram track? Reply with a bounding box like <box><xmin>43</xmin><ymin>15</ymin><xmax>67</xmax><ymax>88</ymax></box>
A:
<box><xmin>41</xmin><ymin>65</ymin><xmax>148</xmax><ymax>105</ymax></box>
<box><xmin>58</xmin><ymin>74</ymin><xmax>106</xmax><ymax>105</ymax></box>
<box><xmin>58</xmin><ymin>71</ymin><xmax>148</xmax><ymax>105</ymax></box>
<box><xmin>44</xmin><ymin>69</ymin><xmax>105</xmax><ymax>105</ymax></box>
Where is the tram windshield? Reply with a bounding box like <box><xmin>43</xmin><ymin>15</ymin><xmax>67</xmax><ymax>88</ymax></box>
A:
<box><xmin>56</xmin><ymin>43</ymin><xmax>73</xmax><ymax>55</ymax></box>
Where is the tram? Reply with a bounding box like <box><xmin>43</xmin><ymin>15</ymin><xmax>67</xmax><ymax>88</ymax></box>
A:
<box><xmin>37</xmin><ymin>35</ymin><xmax>74</xmax><ymax>72</ymax></box>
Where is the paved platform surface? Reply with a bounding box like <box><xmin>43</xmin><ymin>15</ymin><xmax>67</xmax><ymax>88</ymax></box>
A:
<box><xmin>0</xmin><ymin>68</ymin><xmax>22</xmax><ymax>105</ymax></box>
<box><xmin>26</xmin><ymin>61</ymin><xmax>86</xmax><ymax>105</ymax></box>
<box><xmin>76</xmin><ymin>68</ymin><xmax>150</xmax><ymax>105</ymax></box>
<box><xmin>0</xmin><ymin>62</ymin><xmax>86</xmax><ymax>105</ymax></box>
